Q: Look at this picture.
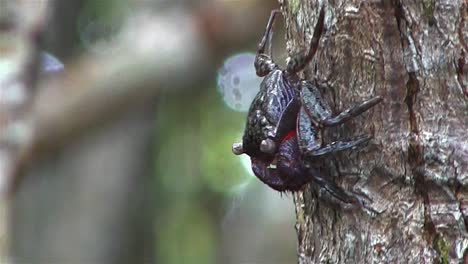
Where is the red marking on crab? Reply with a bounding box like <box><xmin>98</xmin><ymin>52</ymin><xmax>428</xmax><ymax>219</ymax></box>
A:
<box><xmin>282</xmin><ymin>130</ymin><xmax>296</xmax><ymax>143</ymax></box>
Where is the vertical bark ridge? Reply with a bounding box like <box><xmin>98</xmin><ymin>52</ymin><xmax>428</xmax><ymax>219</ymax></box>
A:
<box><xmin>457</xmin><ymin>1</ymin><xmax>467</xmax><ymax>97</ymax></box>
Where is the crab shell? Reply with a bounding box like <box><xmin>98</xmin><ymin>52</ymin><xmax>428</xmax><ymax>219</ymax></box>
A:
<box><xmin>240</xmin><ymin>69</ymin><xmax>300</xmax><ymax>161</ymax></box>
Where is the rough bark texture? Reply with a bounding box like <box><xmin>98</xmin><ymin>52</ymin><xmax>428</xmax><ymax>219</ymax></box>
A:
<box><xmin>282</xmin><ymin>0</ymin><xmax>467</xmax><ymax>263</ymax></box>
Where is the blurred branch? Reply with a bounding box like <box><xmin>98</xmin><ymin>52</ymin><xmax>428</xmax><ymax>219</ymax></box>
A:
<box><xmin>0</xmin><ymin>0</ymin><xmax>49</xmax><ymax>188</ymax></box>
<box><xmin>18</xmin><ymin>0</ymin><xmax>275</xmax><ymax>168</ymax></box>
<box><xmin>9</xmin><ymin>6</ymin><xmax>211</xmax><ymax>263</ymax></box>
<box><xmin>6</xmin><ymin>0</ymin><xmax>284</xmax><ymax>259</ymax></box>
<box><xmin>0</xmin><ymin>1</ymin><xmax>51</xmax><ymax>262</ymax></box>
<box><xmin>6</xmin><ymin>1</ymin><xmax>282</xmax><ymax>263</ymax></box>
<box><xmin>28</xmin><ymin>10</ymin><xmax>210</xmax><ymax>158</ymax></box>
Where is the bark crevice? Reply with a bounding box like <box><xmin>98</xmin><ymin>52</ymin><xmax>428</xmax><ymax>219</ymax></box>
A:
<box><xmin>457</xmin><ymin>51</ymin><xmax>466</xmax><ymax>97</ymax></box>
<box><xmin>457</xmin><ymin>1</ymin><xmax>467</xmax><ymax>97</ymax></box>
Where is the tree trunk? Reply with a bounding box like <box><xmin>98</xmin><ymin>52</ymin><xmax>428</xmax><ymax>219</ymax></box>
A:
<box><xmin>283</xmin><ymin>0</ymin><xmax>468</xmax><ymax>263</ymax></box>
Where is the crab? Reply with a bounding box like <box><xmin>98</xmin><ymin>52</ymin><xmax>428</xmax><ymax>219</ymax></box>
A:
<box><xmin>231</xmin><ymin>6</ymin><xmax>382</xmax><ymax>203</ymax></box>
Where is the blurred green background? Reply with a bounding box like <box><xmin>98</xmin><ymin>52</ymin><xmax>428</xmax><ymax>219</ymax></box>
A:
<box><xmin>42</xmin><ymin>0</ymin><xmax>297</xmax><ymax>263</ymax></box>
<box><xmin>152</xmin><ymin>65</ymin><xmax>297</xmax><ymax>264</ymax></box>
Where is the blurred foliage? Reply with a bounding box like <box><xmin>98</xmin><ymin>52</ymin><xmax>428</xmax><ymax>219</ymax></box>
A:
<box><xmin>155</xmin><ymin>89</ymin><xmax>251</xmax><ymax>196</ymax></box>
<box><xmin>45</xmin><ymin>1</ymin><xmax>296</xmax><ymax>263</ymax></box>
<box><xmin>199</xmin><ymin>91</ymin><xmax>254</xmax><ymax>194</ymax></box>
<box><xmin>77</xmin><ymin>0</ymin><xmax>130</xmax><ymax>54</ymax></box>
<box><xmin>156</xmin><ymin>202</ymin><xmax>216</xmax><ymax>264</ymax></box>
<box><xmin>154</xmin><ymin>86</ymin><xmax>254</xmax><ymax>263</ymax></box>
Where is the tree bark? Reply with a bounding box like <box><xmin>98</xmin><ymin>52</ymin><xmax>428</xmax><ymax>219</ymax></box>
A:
<box><xmin>282</xmin><ymin>0</ymin><xmax>468</xmax><ymax>263</ymax></box>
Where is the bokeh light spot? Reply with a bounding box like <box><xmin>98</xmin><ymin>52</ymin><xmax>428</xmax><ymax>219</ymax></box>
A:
<box><xmin>217</xmin><ymin>53</ymin><xmax>262</xmax><ymax>112</ymax></box>
<box><xmin>233</xmin><ymin>88</ymin><xmax>242</xmax><ymax>100</ymax></box>
<box><xmin>233</xmin><ymin>75</ymin><xmax>240</xmax><ymax>86</ymax></box>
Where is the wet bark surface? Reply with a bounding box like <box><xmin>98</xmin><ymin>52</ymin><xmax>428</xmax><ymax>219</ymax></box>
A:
<box><xmin>281</xmin><ymin>0</ymin><xmax>468</xmax><ymax>263</ymax></box>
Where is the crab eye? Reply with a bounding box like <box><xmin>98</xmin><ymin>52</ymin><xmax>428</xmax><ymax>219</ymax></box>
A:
<box><xmin>232</xmin><ymin>142</ymin><xmax>244</xmax><ymax>155</ymax></box>
<box><xmin>260</xmin><ymin>139</ymin><xmax>276</xmax><ymax>154</ymax></box>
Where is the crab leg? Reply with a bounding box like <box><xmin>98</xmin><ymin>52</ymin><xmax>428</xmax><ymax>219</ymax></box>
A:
<box><xmin>309</xmin><ymin>168</ymin><xmax>355</xmax><ymax>204</ymax></box>
<box><xmin>297</xmin><ymin>107</ymin><xmax>372</xmax><ymax>157</ymax></box>
<box><xmin>299</xmin><ymin>81</ymin><xmax>332</xmax><ymax>126</ymax></box>
<box><xmin>297</xmin><ymin>106</ymin><xmax>323</xmax><ymax>153</ymax></box>
<box><xmin>320</xmin><ymin>96</ymin><xmax>383</xmax><ymax>127</ymax></box>
<box><xmin>299</xmin><ymin>80</ymin><xmax>383</xmax><ymax>127</ymax></box>
<box><xmin>307</xmin><ymin>135</ymin><xmax>372</xmax><ymax>157</ymax></box>
<box><xmin>257</xmin><ymin>9</ymin><xmax>281</xmax><ymax>54</ymax></box>
<box><xmin>255</xmin><ymin>10</ymin><xmax>281</xmax><ymax>77</ymax></box>
<box><xmin>286</xmin><ymin>5</ymin><xmax>325</xmax><ymax>74</ymax></box>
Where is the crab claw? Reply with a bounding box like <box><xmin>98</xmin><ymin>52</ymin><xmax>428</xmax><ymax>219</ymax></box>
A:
<box><xmin>232</xmin><ymin>142</ymin><xmax>244</xmax><ymax>155</ymax></box>
<box><xmin>260</xmin><ymin>138</ymin><xmax>276</xmax><ymax>154</ymax></box>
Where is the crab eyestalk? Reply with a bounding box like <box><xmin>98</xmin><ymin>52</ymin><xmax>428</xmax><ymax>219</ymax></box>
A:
<box><xmin>232</xmin><ymin>142</ymin><xmax>244</xmax><ymax>155</ymax></box>
<box><xmin>260</xmin><ymin>138</ymin><xmax>276</xmax><ymax>154</ymax></box>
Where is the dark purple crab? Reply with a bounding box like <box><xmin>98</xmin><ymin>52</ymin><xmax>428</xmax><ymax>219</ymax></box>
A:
<box><xmin>231</xmin><ymin>6</ymin><xmax>382</xmax><ymax>202</ymax></box>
